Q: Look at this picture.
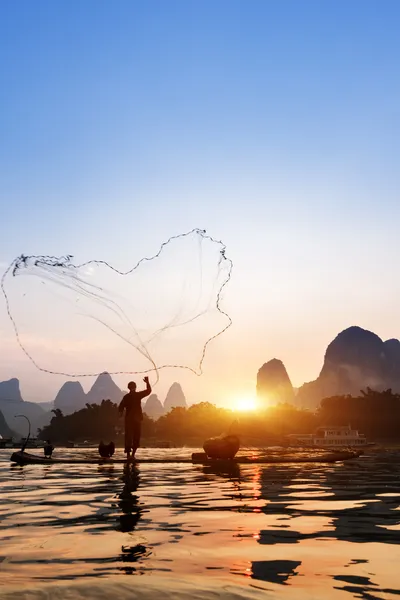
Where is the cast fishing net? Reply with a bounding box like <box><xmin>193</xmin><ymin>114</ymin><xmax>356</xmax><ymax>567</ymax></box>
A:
<box><xmin>1</xmin><ymin>229</ymin><xmax>232</xmax><ymax>383</ymax></box>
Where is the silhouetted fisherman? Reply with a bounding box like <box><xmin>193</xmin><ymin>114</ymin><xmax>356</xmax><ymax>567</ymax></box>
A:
<box><xmin>98</xmin><ymin>440</ymin><xmax>115</xmax><ymax>458</ymax></box>
<box><xmin>44</xmin><ymin>440</ymin><xmax>53</xmax><ymax>459</ymax></box>
<box><xmin>119</xmin><ymin>377</ymin><xmax>152</xmax><ymax>460</ymax></box>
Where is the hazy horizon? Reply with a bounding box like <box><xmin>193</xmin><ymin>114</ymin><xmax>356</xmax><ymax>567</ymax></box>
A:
<box><xmin>1</xmin><ymin>322</ymin><xmax>398</xmax><ymax>408</ymax></box>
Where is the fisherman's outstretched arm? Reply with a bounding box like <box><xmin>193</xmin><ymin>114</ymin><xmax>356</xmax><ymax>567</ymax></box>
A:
<box><xmin>141</xmin><ymin>376</ymin><xmax>152</xmax><ymax>398</ymax></box>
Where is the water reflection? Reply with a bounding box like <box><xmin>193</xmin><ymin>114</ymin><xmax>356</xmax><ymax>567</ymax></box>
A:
<box><xmin>333</xmin><ymin>573</ymin><xmax>400</xmax><ymax>599</ymax></box>
<box><xmin>251</xmin><ymin>559</ymin><xmax>301</xmax><ymax>585</ymax></box>
<box><xmin>117</xmin><ymin>463</ymin><xmax>142</xmax><ymax>533</ymax></box>
<box><xmin>254</xmin><ymin>459</ymin><xmax>400</xmax><ymax>547</ymax></box>
<box><xmin>202</xmin><ymin>463</ymin><xmax>241</xmax><ymax>480</ymax></box>
<box><xmin>1</xmin><ymin>449</ymin><xmax>400</xmax><ymax>597</ymax></box>
<box><xmin>115</xmin><ymin>463</ymin><xmax>151</xmax><ymax>575</ymax></box>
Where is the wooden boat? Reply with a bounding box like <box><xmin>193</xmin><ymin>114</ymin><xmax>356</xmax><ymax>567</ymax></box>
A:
<box><xmin>10</xmin><ymin>449</ymin><xmax>363</xmax><ymax>467</ymax></box>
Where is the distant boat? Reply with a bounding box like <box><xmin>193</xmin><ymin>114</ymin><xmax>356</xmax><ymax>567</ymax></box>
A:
<box><xmin>287</xmin><ymin>425</ymin><xmax>371</xmax><ymax>448</ymax></box>
<box><xmin>0</xmin><ymin>437</ymin><xmax>13</xmax><ymax>449</ymax></box>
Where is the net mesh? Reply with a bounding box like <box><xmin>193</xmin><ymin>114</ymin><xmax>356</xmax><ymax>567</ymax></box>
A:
<box><xmin>1</xmin><ymin>229</ymin><xmax>232</xmax><ymax>384</ymax></box>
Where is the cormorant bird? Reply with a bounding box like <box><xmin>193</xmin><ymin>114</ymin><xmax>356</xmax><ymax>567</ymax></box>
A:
<box><xmin>98</xmin><ymin>441</ymin><xmax>115</xmax><ymax>458</ymax></box>
<box><xmin>44</xmin><ymin>440</ymin><xmax>54</xmax><ymax>459</ymax></box>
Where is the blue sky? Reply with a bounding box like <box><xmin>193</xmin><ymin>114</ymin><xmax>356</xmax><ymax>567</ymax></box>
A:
<box><xmin>1</xmin><ymin>1</ymin><xmax>400</xmax><ymax>405</ymax></box>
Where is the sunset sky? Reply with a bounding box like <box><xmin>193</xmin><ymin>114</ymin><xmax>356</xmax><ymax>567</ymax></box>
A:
<box><xmin>1</xmin><ymin>1</ymin><xmax>400</xmax><ymax>407</ymax></box>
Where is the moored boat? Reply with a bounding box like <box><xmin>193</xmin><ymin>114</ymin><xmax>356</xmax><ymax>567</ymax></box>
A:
<box><xmin>287</xmin><ymin>425</ymin><xmax>371</xmax><ymax>448</ymax></box>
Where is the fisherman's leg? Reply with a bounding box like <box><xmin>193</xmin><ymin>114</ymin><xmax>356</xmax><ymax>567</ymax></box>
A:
<box><xmin>125</xmin><ymin>420</ymin><xmax>133</xmax><ymax>459</ymax></box>
<box><xmin>131</xmin><ymin>421</ymin><xmax>142</xmax><ymax>458</ymax></box>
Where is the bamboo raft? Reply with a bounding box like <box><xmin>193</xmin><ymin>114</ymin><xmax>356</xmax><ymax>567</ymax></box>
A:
<box><xmin>10</xmin><ymin>449</ymin><xmax>363</xmax><ymax>467</ymax></box>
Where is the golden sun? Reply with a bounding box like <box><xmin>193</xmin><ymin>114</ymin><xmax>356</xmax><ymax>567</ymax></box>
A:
<box><xmin>234</xmin><ymin>396</ymin><xmax>257</xmax><ymax>412</ymax></box>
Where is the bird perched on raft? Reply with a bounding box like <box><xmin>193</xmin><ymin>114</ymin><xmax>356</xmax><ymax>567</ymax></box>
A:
<box><xmin>98</xmin><ymin>441</ymin><xmax>115</xmax><ymax>458</ymax></box>
<box><xmin>203</xmin><ymin>421</ymin><xmax>240</xmax><ymax>460</ymax></box>
<box><xmin>44</xmin><ymin>440</ymin><xmax>54</xmax><ymax>459</ymax></box>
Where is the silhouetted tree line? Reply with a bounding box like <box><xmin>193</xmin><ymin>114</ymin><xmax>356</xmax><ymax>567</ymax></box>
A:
<box><xmin>38</xmin><ymin>400</ymin><xmax>155</xmax><ymax>445</ymax></box>
<box><xmin>38</xmin><ymin>389</ymin><xmax>400</xmax><ymax>445</ymax></box>
<box><xmin>38</xmin><ymin>400</ymin><xmax>318</xmax><ymax>445</ymax></box>
<box><xmin>318</xmin><ymin>388</ymin><xmax>400</xmax><ymax>440</ymax></box>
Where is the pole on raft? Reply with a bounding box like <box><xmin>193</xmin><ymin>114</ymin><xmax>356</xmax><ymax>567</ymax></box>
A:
<box><xmin>15</xmin><ymin>414</ymin><xmax>31</xmax><ymax>452</ymax></box>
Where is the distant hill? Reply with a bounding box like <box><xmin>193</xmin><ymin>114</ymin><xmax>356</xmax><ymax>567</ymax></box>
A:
<box><xmin>0</xmin><ymin>378</ymin><xmax>46</xmax><ymax>436</ymax></box>
<box><xmin>257</xmin><ymin>359</ymin><xmax>295</xmax><ymax>407</ymax></box>
<box><xmin>144</xmin><ymin>394</ymin><xmax>165</xmax><ymax>419</ymax></box>
<box><xmin>255</xmin><ymin>326</ymin><xmax>400</xmax><ymax>410</ymax></box>
<box><xmin>36</xmin><ymin>401</ymin><xmax>54</xmax><ymax>412</ymax></box>
<box><xmin>164</xmin><ymin>383</ymin><xmax>187</xmax><ymax>413</ymax></box>
<box><xmin>0</xmin><ymin>409</ymin><xmax>18</xmax><ymax>438</ymax></box>
<box><xmin>54</xmin><ymin>381</ymin><xmax>86</xmax><ymax>414</ymax></box>
<box><xmin>52</xmin><ymin>372</ymin><xmax>123</xmax><ymax>416</ymax></box>
<box><xmin>6</xmin><ymin>324</ymin><xmax>400</xmax><ymax>423</ymax></box>
<box><xmin>0</xmin><ymin>373</ymin><xmax>189</xmax><ymax>428</ymax></box>
<box><xmin>296</xmin><ymin>326</ymin><xmax>400</xmax><ymax>409</ymax></box>
<box><xmin>86</xmin><ymin>372</ymin><xmax>123</xmax><ymax>405</ymax></box>
<box><xmin>0</xmin><ymin>378</ymin><xmax>23</xmax><ymax>402</ymax></box>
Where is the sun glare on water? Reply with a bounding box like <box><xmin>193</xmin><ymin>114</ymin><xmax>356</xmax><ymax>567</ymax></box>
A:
<box><xmin>234</xmin><ymin>396</ymin><xmax>257</xmax><ymax>412</ymax></box>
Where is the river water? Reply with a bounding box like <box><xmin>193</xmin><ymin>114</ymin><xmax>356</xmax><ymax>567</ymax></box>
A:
<box><xmin>1</xmin><ymin>448</ymin><xmax>400</xmax><ymax>599</ymax></box>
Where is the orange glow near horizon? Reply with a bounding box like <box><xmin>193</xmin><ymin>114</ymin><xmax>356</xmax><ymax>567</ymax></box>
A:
<box><xmin>234</xmin><ymin>396</ymin><xmax>257</xmax><ymax>412</ymax></box>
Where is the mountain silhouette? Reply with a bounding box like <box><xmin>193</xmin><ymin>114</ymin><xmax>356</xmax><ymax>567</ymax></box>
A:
<box><xmin>0</xmin><ymin>378</ymin><xmax>23</xmax><ymax>402</ymax></box>
<box><xmin>86</xmin><ymin>372</ymin><xmax>123</xmax><ymax>405</ymax></box>
<box><xmin>296</xmin><ymin>326</ymin><xmax>400</xmax><ymax>408</ymax></box>
<box><xmin>0</xmin><ymin>378</ymin><xmax>46</xmax><ymax>437</ymax></box>
<box><xmin>257</xmin><ymin>359</ymin><xmax>295</xmax><ymax>407</ymax></box>
<box><xmin>0</xmin><ymin>410</ymin><xmax>17</xmax><ymax>438</ymax></box>
<box><xmin>164</xmin><ymin>382</ymin><xmax>187</xmax><ymax>413</ymax></box>
<box><xmin>54</xmin><ymin>381</ymin><xmax>86</xmax><ymax>414</ymax></box>
<box><xmin>144</xmin><ymin>394</ymin><xmax>164</xmax><ymax>419</ymax></box>
<box><xmin>5</xmin><ymin>324</ymin><xmax>400</xmax><ymax>428</ymax></box>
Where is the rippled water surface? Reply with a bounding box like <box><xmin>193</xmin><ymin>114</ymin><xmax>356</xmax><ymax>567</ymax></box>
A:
<box><xmin>1</xmin><ymin>448</ymin><xmax>400</xmax><ymax>598</ymax></box>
